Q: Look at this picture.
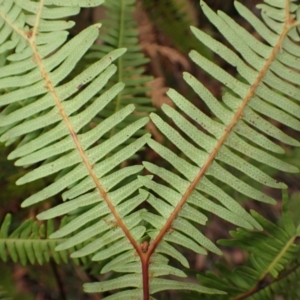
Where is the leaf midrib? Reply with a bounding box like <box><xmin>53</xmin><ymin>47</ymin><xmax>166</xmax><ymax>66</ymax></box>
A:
<box><xmin>0</xmin><ymin>0</ymin><xmax>142</xmax><ymax>259</ymax></box>
<box><xmin>146</xmin><ymin>0</ymin><xmax>294</xmax><ymax>258</ymax></box>
<box><xmin>233</xmin><ymin>235</ymin><xmax>298</xmax><ymax>300</ymax></box>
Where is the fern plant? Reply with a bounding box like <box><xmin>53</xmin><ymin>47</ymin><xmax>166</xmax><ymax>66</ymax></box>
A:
<box><xmin>0</xmin><ymin>213</ymin><xmax>93</xmax><ymax>267</ymax></box>
<box><xmin>85</xmin><ymin>0</ymin><xmax>154</xmax><ymax>143</ymax></box>
<box><xmin>192</xmin><ymin>191</ymin><xmax>300</xmax><ymax>300</ymax></box>
<box><xmin>1</xmin><ymin>0</ymin><xmax>300</xmax><ymax>299</ymax></box>
<box><xmin>135</xmin><ymin>0</ymin><xmax>300</xmax><ymax>298</ymax></box>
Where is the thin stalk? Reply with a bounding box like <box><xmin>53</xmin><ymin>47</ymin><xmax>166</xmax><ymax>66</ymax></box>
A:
<box><xmin>141</xmin><ymin>254</ymin><xmax>150</xmax><ymax>300</ymax></box>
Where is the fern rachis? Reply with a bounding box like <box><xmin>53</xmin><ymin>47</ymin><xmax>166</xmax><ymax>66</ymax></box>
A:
<box><xmin>0</xmin><ymin>0</ymin><xmax>150</xmax><ymax>296</ymax></box>
<box><xmin>140</xmin><ymin>0</ymin><xmax>300</xmax><ymax>298</ymax></box>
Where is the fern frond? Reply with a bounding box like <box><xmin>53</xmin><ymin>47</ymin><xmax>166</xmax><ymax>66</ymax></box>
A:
<box><xmin>189</xmin><ymin>263</ymin><xmax>300</xmax><ymax>300</ymax></box>
<box><xmin>0</xmin><ymin>214</ymin><xmax>85</xmax><ymax>266</ymax></box>
<box><xmin>138</xmin><ymin>0</ymin><xmax>300</xmax><ymax>297</ymax></box>
<box><xmin>193</xmin><ymin>190</ymin><xmax>300</xmax><ymax>300</ymax></box>
<box><xmin>86</xmin><ymin>0</ymin><xmax>153</xmax><ymax>141</ymax></box>
<box><xmin>0</xmin><ymin>2</ymin><xmax>149</xmax><ymax>215</ymax></box>
<box><xmin>0</xmin><ymin>1</ymin><xmax>153</xmax><ymax>298</ymax></box>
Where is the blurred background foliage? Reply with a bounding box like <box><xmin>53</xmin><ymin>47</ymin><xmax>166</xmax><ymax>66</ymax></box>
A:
<box><xmin>1</xmin><ymin>0</ymin><xmax>300</xmax><ymax>299</ymax></box>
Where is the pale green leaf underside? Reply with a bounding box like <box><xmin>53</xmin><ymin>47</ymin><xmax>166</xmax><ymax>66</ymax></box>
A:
<box><xmin>0</xmin><ymin>0</ymin><xmax>152</xmax><ymax>297</ymax></box>
<box><xmin>141</xmin><ymin>0</ymin><xmax>300</xmax><ymax>285</ymax></box>
<box><xmin>83</xmin><ymin>275</ymin><xmax>225</xmax><ymax>296</ymax></box>
<box><xmin>85</xmin><ymin>0</ymin><xmax>153</xmax><ymax>148</ymax></box>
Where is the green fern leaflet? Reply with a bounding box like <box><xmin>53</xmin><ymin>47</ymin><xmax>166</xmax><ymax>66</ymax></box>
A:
<box><xmin>188</xmin><ymin>191</ymin><xmax>300</xmax><ymax>300</ymax></box>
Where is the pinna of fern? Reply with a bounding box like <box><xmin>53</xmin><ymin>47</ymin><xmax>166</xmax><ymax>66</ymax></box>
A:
<box><xmin>0</xmin><ymin>0</ymin><xmax>154</xmax><ymax>299</ymax></box>
<box><xmin>0</xmin><ymin>214</ymin><xmax>91</xmax><ymax>267</ymax></box>
<box><xmin>0</xmin><ymin>0</ymin><xmax>150</xmax><ymax>214</ymax></box>
<box><xmin>136</xmin><ymin>0</ymin><xmax>300</xmax><ymax>297</ymax></box>
<box><xmin>85</xmin><ymin>0</ymin><xmax>154</xmax><ymax>145</ymax></box>
<box><xmin>189</xmin><ymin>191</ymin><xmax>300</xmax><ymax>300</ymax></box>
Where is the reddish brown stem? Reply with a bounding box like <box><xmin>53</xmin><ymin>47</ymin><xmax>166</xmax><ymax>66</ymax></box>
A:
<box><xmin>142</xmin><ymin>254</ymin><xmax>150</xmax><ymax>300</ymax></box>
<box><xmin>140</xmin><ymin>1</ymin><xmax>293</xmax><ymax>299</ymax></box>
<box><xmin>233</xmin><ymin>263</ymin><xmax>300</xmax><ymax>300</ymax></box>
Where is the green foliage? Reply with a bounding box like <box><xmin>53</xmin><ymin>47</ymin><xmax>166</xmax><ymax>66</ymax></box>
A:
<box><xmin>141</xmin><ymin>0</ymin><xmax>300</xmax><ymax>296</ymax></box>
<box><xmin>142</xmin><ymin>0</ymin><xmax>210</xmax><ymax>56</ymax></box>
<box><xmin>0</xmin><ymin>214</ymin><xmax>85</xmax><ymax>266</ymax></box>
<box><xmin>0</xmin><ymin>0</ymin><xmax>300</xmax><ymax>299</ymax></box>
<box><xmin>86</xmin><ymin>0</ymin><xmax>154</xmax><ymax>143</ymax></box>
<box><xmin>185</xmin><ymin>191</ymin><xmax>300</xmax><ymax>300</ymax></box>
